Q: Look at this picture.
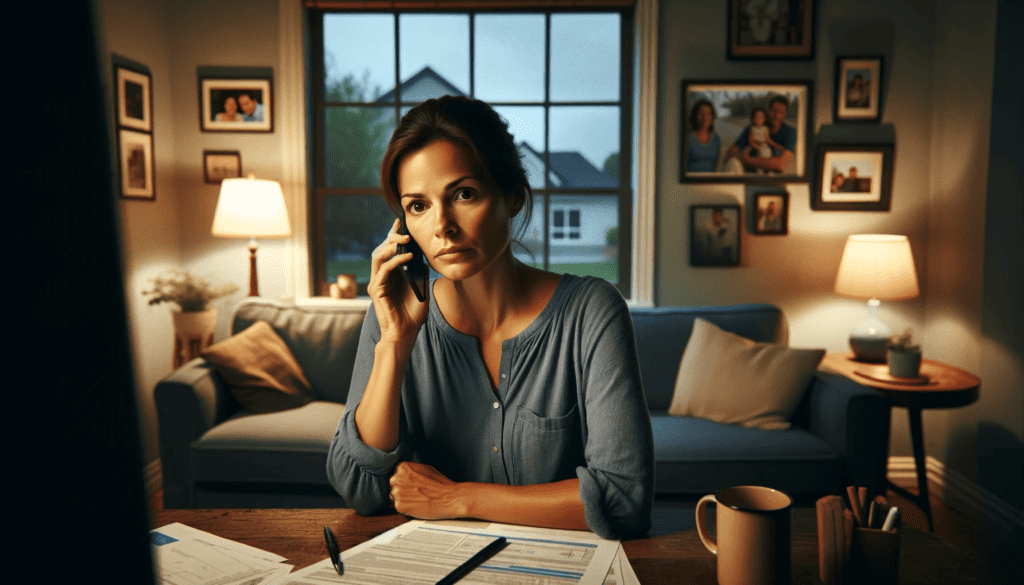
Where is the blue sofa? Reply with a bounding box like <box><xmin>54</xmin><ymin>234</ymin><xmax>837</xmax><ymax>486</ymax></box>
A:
<box><xmin>155</xmin><ymin>298</ymin><xmax>887</xmax><ymax>509</ymax></box>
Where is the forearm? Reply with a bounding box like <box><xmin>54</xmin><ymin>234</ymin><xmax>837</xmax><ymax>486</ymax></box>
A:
<box><xmin>354</xmin><ymin>340</ymin><xmax>414</xmax><ymax>451</ymax></box>
<box><xmin>459</xmin><ymin>479</ymin><xmax>589</xmax><ymax>531</ymax></box>
<box><xmin>743</xmin><ymin>150</ymin><xmax>791</xmax><ymax>173</ymax></box>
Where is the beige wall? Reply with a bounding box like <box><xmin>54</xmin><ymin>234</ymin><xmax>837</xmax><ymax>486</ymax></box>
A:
<box><xmin>97</xmin><ymin>0</ymin><xmax>1021</xmax><ymax>511</ymax></box>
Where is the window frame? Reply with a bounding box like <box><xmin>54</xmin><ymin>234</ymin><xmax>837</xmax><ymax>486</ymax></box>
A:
<box><xmin>309</xmin><ymin>6</ymin><xmax>634</xmax><ymax>297</ymax></box>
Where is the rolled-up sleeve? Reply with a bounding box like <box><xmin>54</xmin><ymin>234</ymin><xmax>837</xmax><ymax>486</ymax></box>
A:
<box><xmin>575</xmin><ymin>284</ymin><xmax>655</xmax><ymax>539</ymax></box>
<box><xmin>326</xmin><ymin>304</ymin><xmax>412</xmax><ymax>515</ymax></box>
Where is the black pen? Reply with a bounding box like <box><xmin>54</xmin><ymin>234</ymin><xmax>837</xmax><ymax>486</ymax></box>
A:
<box><xmin>324</xmin><ymin>526</ymin><xmax>343</xmax><ymax>575</ymax></box>
<box><xmin>436</xmin><ymin>536</ymin><xmax>507</xmax><ymax>585</ymax></box>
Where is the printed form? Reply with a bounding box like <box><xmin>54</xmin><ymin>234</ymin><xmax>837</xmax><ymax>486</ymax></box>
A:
<box><xmin>151</xmin><ymin>522</ymin><xmax>293</xmax><ymax>585</ymax></box>
<box><xmin>269</xmin><ymin>519</ymin><xmax>636</xmax><ymax>585</ymax></box>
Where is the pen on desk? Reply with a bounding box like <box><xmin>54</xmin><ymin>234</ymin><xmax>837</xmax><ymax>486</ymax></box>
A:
<box><xmin>881</xmin><ymin>507</ymin><xmax>901</xmax><ymax>532</ymax></box>
<box><xmin>324</xmin><ymin>526</ymin><xmax>343</xmax><ymax>575</ymax></box>
<box><xmin>437</xmin><ymin>536</ymin><xmax>507</xmax><ymax>585</ymax></box>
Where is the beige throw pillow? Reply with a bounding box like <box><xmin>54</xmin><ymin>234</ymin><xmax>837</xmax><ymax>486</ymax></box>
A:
<box><xmin>200</xmin><ymin>320</ymin><xmax>315</xmax><ymax>414</ymax></box>
<box><xmin>667</xmin><ymin>318</ymin><xmax>825</xmax><ymax>430</ymax></box>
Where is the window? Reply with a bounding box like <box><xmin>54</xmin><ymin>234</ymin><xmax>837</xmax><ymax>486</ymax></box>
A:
<box><xmin>310</xmin><ymin>6</ymin><xmax>633</xmax><ymax>296</ymax></box>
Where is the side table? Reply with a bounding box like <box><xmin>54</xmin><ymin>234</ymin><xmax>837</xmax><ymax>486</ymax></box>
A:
<box><xmin>821</xmin><ymin>353</ymin><xmax>980</xmax><ymax>532</ymax></box>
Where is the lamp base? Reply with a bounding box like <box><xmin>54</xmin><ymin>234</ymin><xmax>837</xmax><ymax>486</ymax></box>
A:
<box><xmin>849</xmin><ymin>335</ymin><xmax>890</xmax><ymax>363</ymax></box>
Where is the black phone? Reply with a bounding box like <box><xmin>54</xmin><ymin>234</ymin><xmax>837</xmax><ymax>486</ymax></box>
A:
<box><xmin>397</xmin><ymin>215</ymin><xmax>427</xmax><ymax>302</ymax></box>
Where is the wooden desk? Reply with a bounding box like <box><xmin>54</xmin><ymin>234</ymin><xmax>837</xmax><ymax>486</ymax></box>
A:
<box><xmin>150</xmin><ymin>506</ymin><xmax>989</xmax><ymax>584</ymax></box>
<box><xmin>821</xmin><ymin>353</ymin><xmax>980</xmax><ymax>532</ymax></box>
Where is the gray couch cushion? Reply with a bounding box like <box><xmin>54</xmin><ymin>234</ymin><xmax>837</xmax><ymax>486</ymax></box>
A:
<box><xmin>231</xmin><ymin>299</ymin><xmax>367</xmax><ymax>404</ymax></box>
<box><xmin>191</xmin><ymin>401</ymin><xmax>346</xmax><ymax>486</ymax></box>
<box><xmin>631</xmin><ymin>304</ymin><xmax>783</xmax><ymax>410</ymax></box>
<box><xmin>650</xmin><ymin>412</ymin><xmax>842</xmax><ymax>495</ymax></box>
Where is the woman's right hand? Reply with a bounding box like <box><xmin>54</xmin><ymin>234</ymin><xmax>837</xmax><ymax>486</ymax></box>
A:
<box><xmin>368</xmin><ymin>218</ymin><xmax>430</xmax><ymax>347</ymax></box>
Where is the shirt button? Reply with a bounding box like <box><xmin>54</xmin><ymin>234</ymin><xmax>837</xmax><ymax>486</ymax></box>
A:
<box><xmin>492</xmin><ymin>446</ymin><xmax>498</xmax><ymax>453</ymax></box>
<box><xmin>501</xmin><ymin>373</ymin><xmax>507</xmax><ymax>379</ymax></box>
<box><xmin>493</xmin><ymin>402</ymin><xmax>499</xmax><ymax>409</ymax></box>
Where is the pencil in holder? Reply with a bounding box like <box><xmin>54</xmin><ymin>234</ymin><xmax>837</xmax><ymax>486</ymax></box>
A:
<box><xmin>845</xmin><ymin>525</ymin><xmax>901</xmax><ymax>585</ymax></box>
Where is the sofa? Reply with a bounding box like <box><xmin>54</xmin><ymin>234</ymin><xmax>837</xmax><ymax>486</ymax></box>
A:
<box><xmin>155</xmin><ymin>297</ymin><xmax>887</xmax><ymax>509</ymax></box>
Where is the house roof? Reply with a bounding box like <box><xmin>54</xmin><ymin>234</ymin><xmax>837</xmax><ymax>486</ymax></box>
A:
<box><xmin>520</xmin><ymin>142</ymin><xmax>616</xmax><ymax>189</ymax></box>
<box><xmin>374</xmin><ymin>66</ymin><xmax>466</xmax><ymax>103</ymax></box>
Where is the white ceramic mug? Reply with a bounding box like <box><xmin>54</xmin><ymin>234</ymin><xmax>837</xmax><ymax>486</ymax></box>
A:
<box><xmin>696</xmin><ymin>485</ymin><xmax>792</xmax><ymax>585</ymax></box>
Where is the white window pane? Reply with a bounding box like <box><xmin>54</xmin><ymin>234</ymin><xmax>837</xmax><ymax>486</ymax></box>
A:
<box><xmin>475</xmin><ymin>14</ymin><xmax>545</xmax><ymax>102</ymax></box>
<box><xmin>399</xmin><ymin>14</ymin><xmax>469</xmax><ymax>100</ymax></box>
<box><xmin>324</xmin><ymin>14</ymin><xmax>395</xmax><ymax>101</ymax></box>
<box><xmin>549</xmin><ymin>106</ymin><xmax>620</xmax><ymax>188</ymax></box>
<box><xmin>550</xmin><ymin>13</ymin><xmax>620</xmax><ymax>102</ymax></box>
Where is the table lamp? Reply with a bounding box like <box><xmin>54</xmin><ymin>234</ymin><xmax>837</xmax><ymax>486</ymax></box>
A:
<box><xmin>212</xmin><ymin>173</ymin><xmax>291</xmax><ymax>296</ymax></box>
<box><xmin>834</xmin><ymin>234</ymin><xmax>919</xmax><ymax>362</ymax></box>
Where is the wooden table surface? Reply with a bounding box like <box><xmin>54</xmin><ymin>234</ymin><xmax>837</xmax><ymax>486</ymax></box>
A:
<box><xmin>150</xmin><ymin>505</ymin><xmax>990</xmax><ymax>584</ymax></box>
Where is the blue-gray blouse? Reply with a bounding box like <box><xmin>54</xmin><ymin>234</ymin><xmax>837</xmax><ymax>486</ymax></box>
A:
<box><xmin>326</xmin><ymin>274</ymin><xmax>654</xmax><ymax>539</ymax></box>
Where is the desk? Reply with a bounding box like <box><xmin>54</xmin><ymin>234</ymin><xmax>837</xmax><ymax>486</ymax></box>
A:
<box><xmin>821</xmin><ymin>353</ymin><xmax>980</xmax><ymax>532</ymax></box>
<box><xmin>149</xmin><ymin>506</ymin><xmax>989</xmax><ymax>584</ymax></box>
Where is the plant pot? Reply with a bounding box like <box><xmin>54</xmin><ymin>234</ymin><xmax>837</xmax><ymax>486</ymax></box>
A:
<box><xmin>887</xmin><ymin>349</ymin><xmax>922</xmax><ymax>378</ymax></box>
<box><xmin>172</xmin><ymin>309</ymin><xmax>217</xmax><ymax>368</ymax></box>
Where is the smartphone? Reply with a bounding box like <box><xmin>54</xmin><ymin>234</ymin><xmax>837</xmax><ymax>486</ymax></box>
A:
<box><xmin>397</xmin><ymin>215</ymin><xmax>427</xmax><ymax>302</ymax></box>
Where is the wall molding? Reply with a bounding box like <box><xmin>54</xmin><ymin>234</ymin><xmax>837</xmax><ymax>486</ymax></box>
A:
<box><xmin>888</xmin><ymin>455</ymin><xmax>1024</xmax><ymax>535</ymax></box>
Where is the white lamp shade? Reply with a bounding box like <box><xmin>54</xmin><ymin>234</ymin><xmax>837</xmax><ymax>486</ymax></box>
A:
<box><xmin>834</xmin><ymin>234</ymin><xmax>920</xmax><ymax>300</ymax></box>
<box><xmin>212</xmin><ymin>176</ymin><xmax>292</xmax><ymax>238</ymax></box>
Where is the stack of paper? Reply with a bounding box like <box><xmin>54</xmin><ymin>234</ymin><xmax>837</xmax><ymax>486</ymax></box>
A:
<box><xmin>150</xmin><ymin>522</ymin><xmax>293</xmax><ymax>585</ymax></box>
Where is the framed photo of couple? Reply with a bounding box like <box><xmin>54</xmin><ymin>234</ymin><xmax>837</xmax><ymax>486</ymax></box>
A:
<box><xmin>200</xmin><ymin>77</ymin><xmax>273</xmax><ymax>132</ymax></box>
<box><xmin>812</xmin><ymin>144</ymin><xmax>894</xmax><ymax>211</ymax></box>
<box><xmin>680</xmin><ymin>80</ymin><xmax>813</xmax><ymax>184</ymax></box>
<box><xmin>834</xmin><ymin>56</ymin><xmax>883</xmax><ymax>123</ymax></box>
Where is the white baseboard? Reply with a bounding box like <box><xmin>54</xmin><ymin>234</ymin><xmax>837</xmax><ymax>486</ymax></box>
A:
<box><xmin>145</xmin><ymin>459</ymin><xmax>162</xmax><ymax>501</ymax></box>
<box><xmin>888</xmin><ymin>455</ymin><xmax>1024</xmax><ymax>535</ymax></box>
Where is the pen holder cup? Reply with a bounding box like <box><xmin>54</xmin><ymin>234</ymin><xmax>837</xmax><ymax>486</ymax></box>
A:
<box><xmin>845</xmin><ymin>526</ymin><xmax>900</xmax><ymax>585</ymax></box>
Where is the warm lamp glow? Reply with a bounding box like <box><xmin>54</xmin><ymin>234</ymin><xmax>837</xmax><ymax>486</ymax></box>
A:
<box><xmin>834</xmin><ymin>235</ymin><xmax>919</xmax><ymax>300</ymax></box>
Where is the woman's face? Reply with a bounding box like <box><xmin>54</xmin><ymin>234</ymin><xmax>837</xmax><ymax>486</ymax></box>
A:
<box><xmin>223</xmin><ymin>96</ymin><xmax>238</xmax><ymax>115</ymax></box>
<box><xmin>696</xmin><ymin>104</ymin><xmax>714</xmax><ymax>130</ymax></box>
<box><xmin>398</xmin><ymin>139</ymin><xmax>517</xmax><ymax>282</ymax></box>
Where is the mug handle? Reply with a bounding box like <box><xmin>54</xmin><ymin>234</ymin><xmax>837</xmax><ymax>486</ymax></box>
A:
<box><xmin>695</xmin><ymin>494</ymin><xmax>718</xmax><ymax>554</ymax></box>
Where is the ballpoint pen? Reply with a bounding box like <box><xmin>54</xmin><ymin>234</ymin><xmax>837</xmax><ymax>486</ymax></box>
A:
<box><xmin>324</xmin><ymin>526</ymin><xmax>343</xmax><ymax>575</ymax></box>
<box><xmin>437</xmin><ymin>536</ymin><xmax>506</xmax><ymax>585</ymax></box>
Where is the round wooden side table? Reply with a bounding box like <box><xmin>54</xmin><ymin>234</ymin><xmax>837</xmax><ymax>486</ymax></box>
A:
<box><xmin>821</xmin><ymin>353</ymin><xmax>980</xmax><ymax>532</ymax></box>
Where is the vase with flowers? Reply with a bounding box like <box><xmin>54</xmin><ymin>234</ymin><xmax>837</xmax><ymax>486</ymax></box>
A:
<box><xmin>143</xmin><ymin>270</ymin><xmax>238</xmax><ymax>367</ymax></box>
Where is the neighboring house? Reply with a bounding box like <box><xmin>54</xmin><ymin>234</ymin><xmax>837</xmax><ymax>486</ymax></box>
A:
<box><xmin>376</xmin><ymin>66</ymin><xmax>620</xmax><ymax>263</ymax></box>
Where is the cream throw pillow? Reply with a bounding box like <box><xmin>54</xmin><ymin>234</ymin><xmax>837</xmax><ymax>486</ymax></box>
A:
<box><xmin>667</xmin><ymin>318</ymin><xmax>825</xmax><ymax>430</ymax></box>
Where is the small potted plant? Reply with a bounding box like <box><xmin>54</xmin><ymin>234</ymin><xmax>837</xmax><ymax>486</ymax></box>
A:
<box><xmin>887</xmin><ymin>328</ymin><xmax>922</xmax><ymax>378</ymax></box>
<box><xmin>143</xmin><ymin>270</ymin><xmax>238</xmax><ymax>367</ymax></box>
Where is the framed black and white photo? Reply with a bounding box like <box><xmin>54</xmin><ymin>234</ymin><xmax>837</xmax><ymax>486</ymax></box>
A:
<box><xmin>200</xmin><ymin>77</ymin><xmax>273</xmax><ymax>132</ymax></box>
<box><xmin>834</xmin><ymin>56</ymin><xmax>883</xmax><ymax>122</ymax></box>
<box><xmin>681</xmin><ymin>80</ymin><xmax>813</xmax><ymax>183</ymax></box>
<box><xmin>203</xmin><ymin>150</ymin><xmax>242</xmax><ymax>184</ymax></box>
<box><xmin>116</xmin><ymin>65</ymin><xmax>152</xmax><ymax>132</ymax></box>
<box><xmin>690</xmin><ymin>205</ymin><xmax>741</xmax><ymax>267</ymax></box>
<box><xmin>812</xmin><ymin>144</ymin><xmax>893</xmax><ymax>211</ymax></box>
<box><xmin>753</xmin><ymin>191</ymin><xmax>788</xmax><ymax>235</ymax></box>
<box><xmin>118</xmin><ymin>129</ymin><xmax>154</xmax><ymax>200</ymax></box>
<box><xmin>727</xmin><ymin>0</ymin><xmax>816</xmax><ymax>60</ymax></box>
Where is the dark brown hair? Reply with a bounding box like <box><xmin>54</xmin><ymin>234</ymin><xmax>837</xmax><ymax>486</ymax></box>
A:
<box><xmin>379</xmin><ymin>95</ymin><xmax>532</xmax><ymax>244</ymax></box>
<box><xmin>688</xmin><ymin>98</ymin><xmax>716</xmax><ymax>132</ymax></box>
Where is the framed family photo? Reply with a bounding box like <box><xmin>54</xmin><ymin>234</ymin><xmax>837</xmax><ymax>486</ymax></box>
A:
<box><xmin>118</xmin><ymin>129</ymin><xmax>154</xmax><ymax>200</ymax></box>
<box><xmin>115</xmin><ymin>65</ymin><xmax>152</xmax><ymax>132</ymax></box>
<box><xmin>834</xmin><ymin>56</ymin><xmax>883</xmax><ymax>122</ymax></box>
<box><xmin>812</xmin><ymin>144</ymin><xmax>893</xmax><ymax>211</ymax></box>
<box><xmin>727</xmin><ymin>0</ymin><xmax>815</xmax><ymax>59</ymax></box>
<box><xmin>690</xmin><ymin>205</ymin><xmax>741</xmax><ymax>267</ymax></box>
<box><xmin>753</xmin><ymin>191</ymin><xmax>788</xmax><ymax>235</ymax></box>
<box><xmin>200</xmin><ymin>77</ymin><xmax>273</xmax><ymax>132</ymax></box>
<box><xmin>681</xmin><ymin>80</ymin><xmax>813</xmax><ymax>183</ymax></box>
<box><xmin>203</xmin><ymin>150</ymin><xmax>242</xmax><ymax>184</ymax></box>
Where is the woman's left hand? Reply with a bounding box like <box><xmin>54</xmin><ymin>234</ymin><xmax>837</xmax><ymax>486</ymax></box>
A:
<box><xmin>389</xmin><ymin>461</ymin><xmax>464</xmax><ymax>520</ymax></box>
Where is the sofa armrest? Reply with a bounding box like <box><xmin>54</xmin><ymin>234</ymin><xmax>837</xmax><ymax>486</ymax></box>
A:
<box><xmin>154</xmin><ymin>358</ymin><xmax>228</xmax><ymax>508</ymax></box>
<box><xmin>805</xmin><ymin>371</ymin><xmax>889</xmax><ymax>493</ymax></box>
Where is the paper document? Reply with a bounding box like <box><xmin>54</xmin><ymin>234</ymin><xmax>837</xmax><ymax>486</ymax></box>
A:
<box><xmin>151</xmin><ymin>522</ymin><xmax>293</xmax><ymax>585</ymax></box>
<box><xmin>271</xmin><ymin>519</ymin><xmax>621</xmax><ymax>585</ymax></box>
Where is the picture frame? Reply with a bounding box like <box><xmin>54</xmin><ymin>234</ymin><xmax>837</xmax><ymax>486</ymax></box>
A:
<box><xmin>812</xmin><ymin>144</ymin><xmax>894</xmax><ymax>211</ymax></box>
<box><xmin>690</xmin><ymin>205</ymin><xmax>741</xmax><ymax>267</ymax></box>
<box><xmin>203</xmin><ymin>150</ymin><xmax>242</xmax><ymax>184</ymax></box>
<box><xmin>118</xmin><ymin>129</ymin><xmax>154</xmax><ymax>200</ymax></box>
<box><xmin>115</xmin><ymin>65</ymin><xmax>152</xmax><ymax>132</ymax></box>
<box><xmin>681</xmin><ymin>80</ymin><xmax>813</xmax><ymax>183</ymax></box>
<box><xmin>727</xmin><ymin>0</ymin><xmax>815</xmax><ymax>60</ymax></box>
<box><xmin>834</xmin><ymin>56</ymin><xmax>883</xmax><ymax>122</ymax></box>
<box><xmin>200</xmin><ymin>77</ymin><xmax>273</xmax><ymax>132</ymax></box>
<box><xmin>753</xmin><ymin>191</ymin><xmax>789</xmax><ymax>235</ymax></box>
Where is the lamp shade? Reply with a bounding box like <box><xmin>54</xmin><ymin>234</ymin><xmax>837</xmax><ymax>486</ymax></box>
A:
<box><xmin>211</xmin><ymin>176</ymin><xmax>291</xmax><ymax>238</ymax></box>
<box><xmin>834</xmin><ymin>234</ymin><xmax>919</xmax><ymax>300</ymax></box>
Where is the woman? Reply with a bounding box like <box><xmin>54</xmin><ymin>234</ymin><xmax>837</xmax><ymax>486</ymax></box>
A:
<box><xmin>214</xmin><ymin>95</ymin><xmax>242</xmax><ymax>122</ymax></box>
<box><xmin>326</xmin><ymin>96</ymin><xmax>653</xmax><ymax>540</ymax></box>
<box><xmin>686</xmin><ymin>99</ymin><xmax>721</xmax><ymax>173</ymax></box>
